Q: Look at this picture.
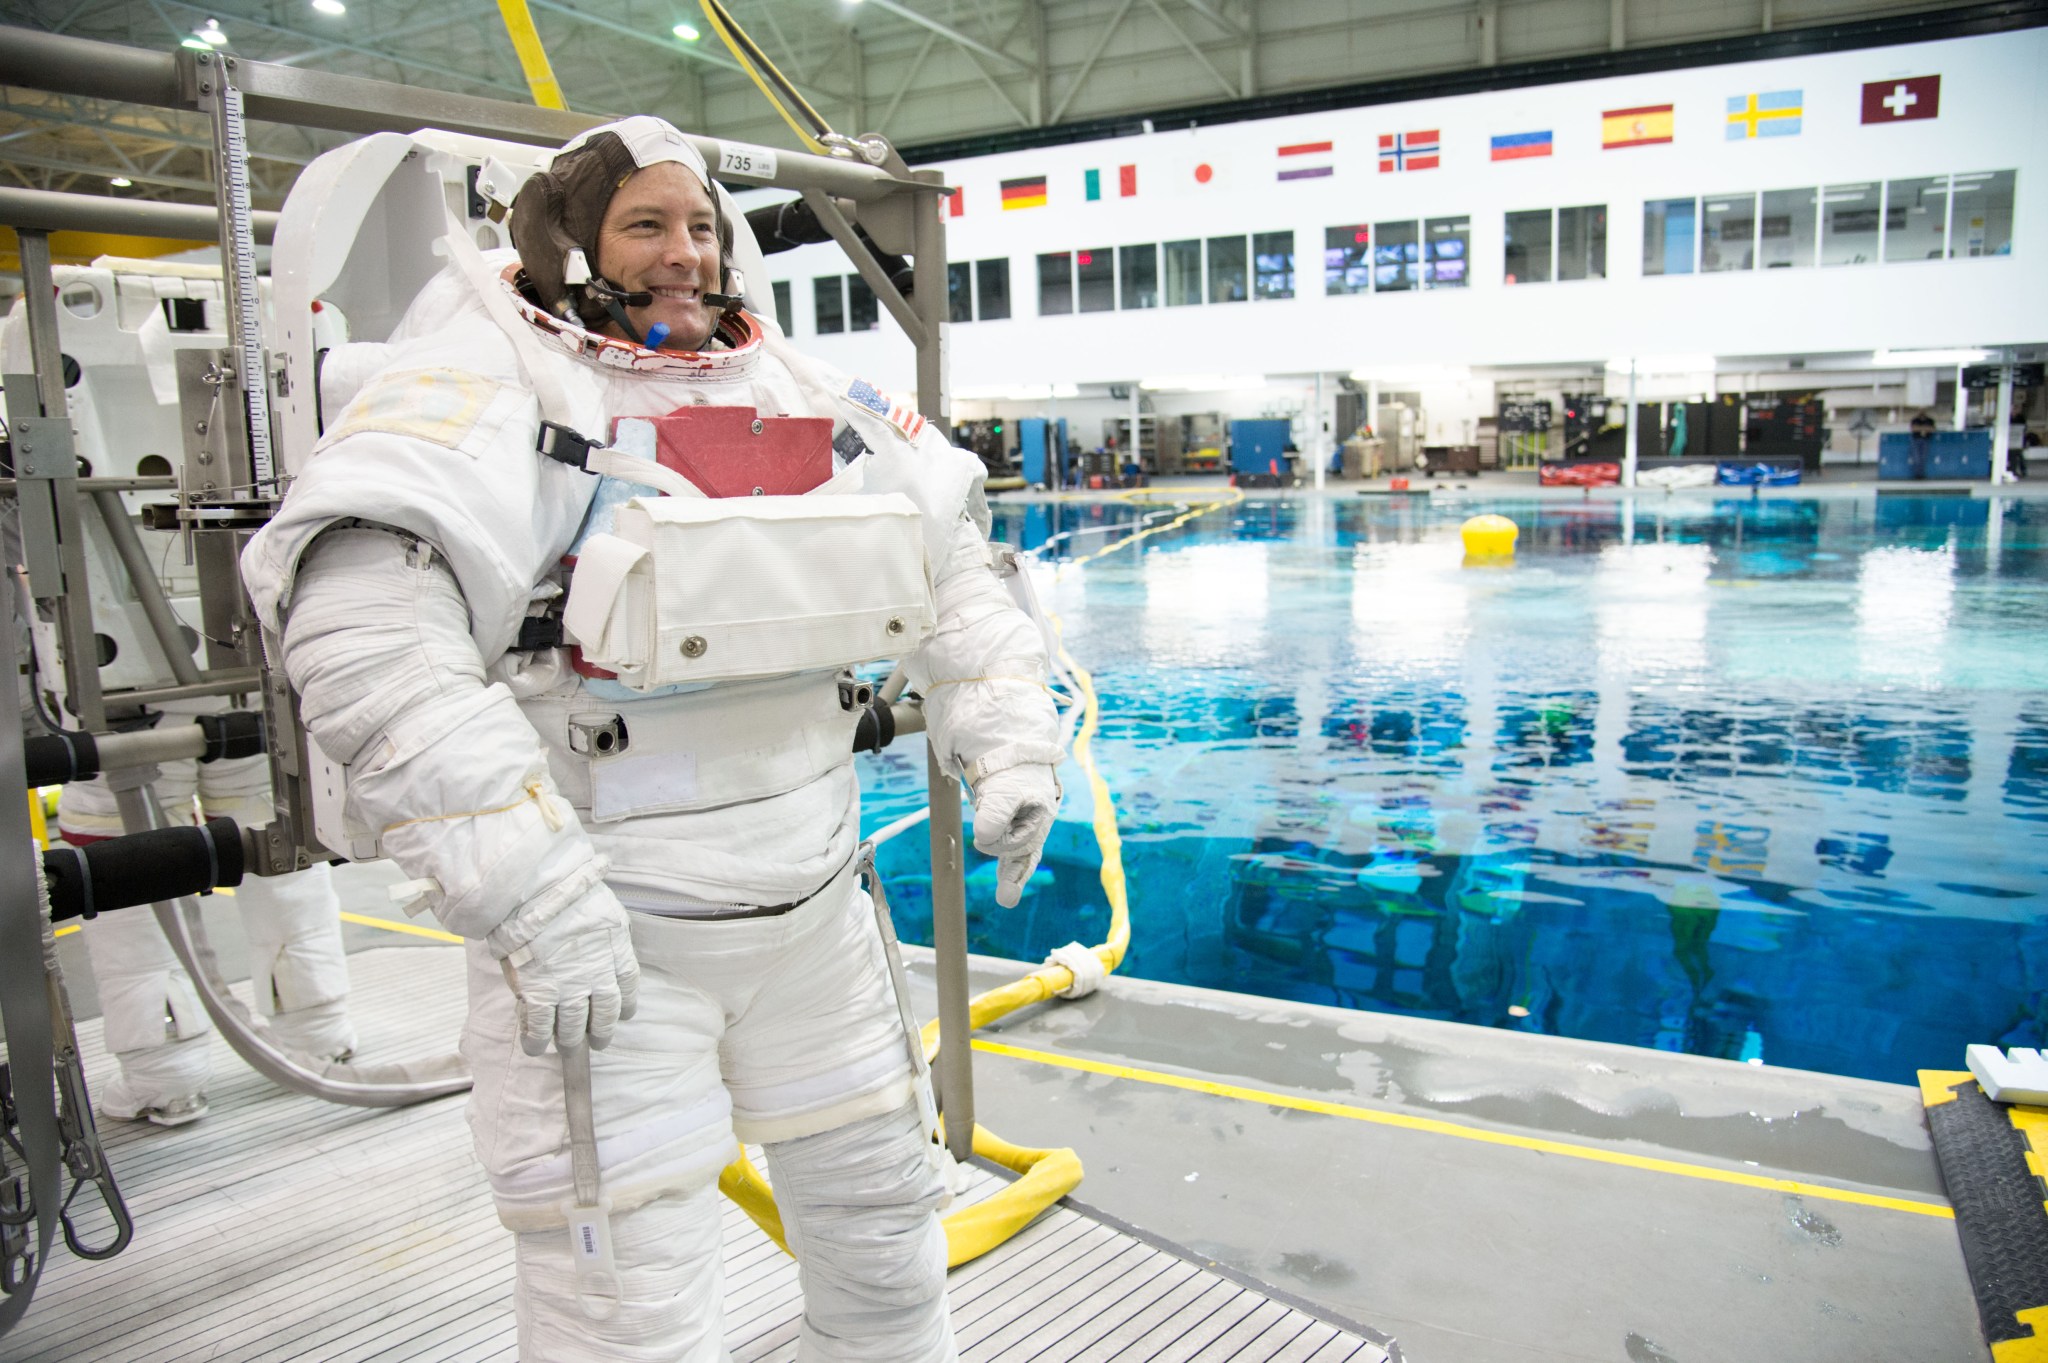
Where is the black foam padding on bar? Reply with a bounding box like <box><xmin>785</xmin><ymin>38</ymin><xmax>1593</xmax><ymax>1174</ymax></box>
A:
<box><xmin>40</xmin><ymin>818</ymin><xmax>246</xmax><ymax>922</ymax></box>
<box><xmin>22</xmin><ymin>730</ymin><xmax>97</xmax><ymax>786</ymax></box>
<box><xmin>1924</xmin><ymin>1075</ymin><xmax>2048</xmax><ymax>1351</ymax></box>
<box><xmin>852</xmin><ymin>699</ymin><xmax>897</xmax><ymax>754</ymax></box>
<box><xmin>197</xmin><ymin>710</ymin><xmax>266</xmax><ymax>763</ymax></box>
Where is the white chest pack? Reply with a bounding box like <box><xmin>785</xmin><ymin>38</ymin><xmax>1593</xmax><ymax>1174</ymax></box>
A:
<box><xmin>558</xmin><ymin>449</ymin><xmax>937</xmax><ymax>690</ymax></box>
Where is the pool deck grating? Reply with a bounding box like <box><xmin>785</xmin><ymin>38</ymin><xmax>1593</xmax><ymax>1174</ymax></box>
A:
<box><xmin>3</xmin><ymin>943</ymin><xmax>1393</xmax><ymax>1363</ymax></box>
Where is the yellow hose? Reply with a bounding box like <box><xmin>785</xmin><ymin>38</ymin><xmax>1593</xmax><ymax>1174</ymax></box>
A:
<box><xmin>717</xmin><ymin>492</ymin><xmax>1243</xmax><ymax>1263</ymax></box>
<box><xmin>699</xmin><ymin>0</ymin><xmax>832</xmax><ymax>156</ymax></box>
<box><xmin>493</xmin><ymin>0</ymin><xmax>568</xmax><ymax>111</ymax></box>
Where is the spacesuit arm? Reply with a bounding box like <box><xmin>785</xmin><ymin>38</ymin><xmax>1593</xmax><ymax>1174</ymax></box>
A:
<box><xmin>906</xmin><ymin>515</ymin><xmax>1064</xmax><ymax>908</ymax></box>
<box><xmin>281</xmin><ymin>528</ymin><xmax>608</xmax><ymax>948</ymax></box>
<box><xmin>907</xmin><ymin>514</ymin><xmax>1063</xmax><ymax>786</ymax></box>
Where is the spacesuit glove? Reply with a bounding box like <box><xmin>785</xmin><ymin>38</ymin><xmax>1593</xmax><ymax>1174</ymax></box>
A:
<box><xmin>971</xmin><ymin>764</ymin><xmax>1062</xmax><ymax>908</ymax></box>
<box><xmin>499</xmin><ymin>884</ymin><xmax>641</xmax><ymax>1056</ymax></box>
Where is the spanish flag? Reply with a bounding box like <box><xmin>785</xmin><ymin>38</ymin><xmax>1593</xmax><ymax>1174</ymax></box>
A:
<box><xmin>1602</xmin><ymin>104</ymin><xmax>1674</xmax><ymax>149</ymax></box>
<box><xmin>1000</xmin><ymin>175</ymin><xmax>1047</xmax><ymax>210</ymax></box>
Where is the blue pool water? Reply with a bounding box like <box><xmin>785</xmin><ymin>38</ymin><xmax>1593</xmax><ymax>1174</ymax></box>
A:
<box><xmin>859</xmin><ymin>495</ymin><xmax>2048</xmax><ymax>1085</ymax></box>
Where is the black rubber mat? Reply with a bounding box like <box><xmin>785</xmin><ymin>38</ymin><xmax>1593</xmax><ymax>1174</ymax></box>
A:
<box><xmin>1921</xmin><ymin>1071</ymin><xmax>2048</xmax><ymax>1361</ymax></box>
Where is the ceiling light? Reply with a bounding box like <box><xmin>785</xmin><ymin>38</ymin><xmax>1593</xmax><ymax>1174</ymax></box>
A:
<box><xmin>1872</xmin><ymin>348</ymin><xmax>1990</xmax><ymax>367</ymax></box>
<box><xmin>1348</xmin><ymin>364</ymin><xmax>1471</xmax><ymax>384</ymax></box>
<box><xmin>180</xmin><ymin>36</ymin><xmax>212</xmax><ymax>50</ymax></box>
<box><xmin>197</xmin><ymin>18</ymin><xmax>228</xmax><ymax>45</ymax></box>
<box><xmin>672</xmin><ymin>21</ymin><xmax>699</xmax><ymax>40</ymax></box>
<box><xmin>313</xmin><ymin>0</ymin><xmax>347</xmax><ymax>15</ymax></box>
<box><xmin>1603</xmin><ymin>354</ymin><xmax>1714</xmax><ymax>377</ymax></box>
<box><xmin>1139</xmin><ymin>374</ymin><xmax>1267</xmax><ymax>393</ymax></box>
<box><xmin>109</xmin><ymin>175</ymin><xmax>133</xmax><ymax>187</ymax></box>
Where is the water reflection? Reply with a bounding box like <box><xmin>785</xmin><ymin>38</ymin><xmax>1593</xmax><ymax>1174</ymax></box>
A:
<box><xmin>865</xmin><ymin>496</ymin><xmax>2048</xmax><ymax>1083</ymax></box>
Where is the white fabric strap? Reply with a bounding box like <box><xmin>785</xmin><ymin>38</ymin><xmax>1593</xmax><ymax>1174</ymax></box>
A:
<box><xmin>387</xmin><ymin>876</ymin><xmax>442</xmax><ymax>919</ymax></box>
<box><xmin>585</xmin><ymin>447</ymin><xmax>704</xmax><ymax>501</ymax></box>
<box><xmin>438</xmin><ymin>211</ymin><xmax>578</xmax><ymax>428</ymax></box>
<box><xmin>1044</xmin><ymin>942</ymin><xmax>1106</xmax><ymax>999</ymax></box>
<box><xmin>963</xmin><ymin>741</ymin><xmax>1066</xmax><ymax>790</ymax></box>
<box><xmin>560</xmin><ymin>534</ymin><xmax>648</xmax><ymax>659</ymax></box>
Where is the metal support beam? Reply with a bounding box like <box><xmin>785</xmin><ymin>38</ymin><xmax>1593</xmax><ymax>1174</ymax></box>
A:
<box><xmin>90</xmin><ymin>489</ymin><xmax>200</xmax><ymax>688</ymax></box>
<box><xmin>877</xmin><ymin>31</ymin><xmax>939</xmax><ymax>135</ymax></box>
<box><xmin>1145</xmin><ymin>0</ymin><xmax>1241</xmax><ymax>100</ymax></box>
<box><xmin>524</xmin><ymin>0</ymin><xmax>748</xmax><ymax>76</ymax></box>
<box><xmin>1050</xmin><ymin>0</ymin><xmax>1135</xmax><ymax>127</ymax></box>
<box><xmin>10</xmin><ymin>228</ymin><xmax>103</xmax><ymax>733</ymax></box>
<box><xmin>1991</xmin><ymin>358</ymin><xmax>2015</xmax><ymax>487</ymax></box>
<box><xmin>1183</xmin><ymin>0</ymin><xmax>1249</xmax><ymax>39</ymax></box>
<box><xmin>799</xmin><ymin>188</ymin><xmax>927</xmax><ymax>349</ymax></box>
<box><xmin>0</xmin><ymin>150</ymin><xmax>218</xmax><ymax>199</ymax></box>
<box><xmin>862</xmin><ymin>0</ymin><xmax>1029</xmax><ymax>74</ymax></box>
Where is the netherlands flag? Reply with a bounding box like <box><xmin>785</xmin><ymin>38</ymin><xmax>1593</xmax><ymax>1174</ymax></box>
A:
<box><xmin>1378</xmin><ymin>130</ymin><xmax>1440</xmax><ymax>172</ymax></box>
<box><xmin>1490</xmin><ymin>130</ymin><xmax>1553</xmax><ymax>161</ymax></box>
<box><xmin>1276</xmin><ymin>140</ymin><xmax>1334</xmax><ymax>181</ymax></box>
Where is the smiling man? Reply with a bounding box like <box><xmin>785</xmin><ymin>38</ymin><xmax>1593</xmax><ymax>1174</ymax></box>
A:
<box><xmin>242</xmin><ymin>116</ymin><xmax>1064</xmax><ymax>1361</ymax></box>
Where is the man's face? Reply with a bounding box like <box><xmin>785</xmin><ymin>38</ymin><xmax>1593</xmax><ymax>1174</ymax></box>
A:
<box><xmin>593</xmin><ymin>161</ymin><xmax>721</xmax><ymax>350</ymax></box>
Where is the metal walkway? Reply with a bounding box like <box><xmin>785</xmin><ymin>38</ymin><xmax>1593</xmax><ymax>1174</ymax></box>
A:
<box><xmin>6</xmin><ymin>943</ymin><xmax>1391</xmax><ymax>1362</ymax></box>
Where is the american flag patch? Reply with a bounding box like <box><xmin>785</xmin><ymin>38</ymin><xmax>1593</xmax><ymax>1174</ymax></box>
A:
<box><xmin>846</xmin><ymin>378</ymin><xmax>926</xmax><ymax>442</ymax></box>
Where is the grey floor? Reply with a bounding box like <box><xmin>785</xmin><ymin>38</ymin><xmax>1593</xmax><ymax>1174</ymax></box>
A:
<box><xmin>18</xmin><ymin>878</ymin><xmax>1391</xmax><ymax>1363</ymax></box>
<box><xmin>29</xmin><ymin>860</ymin><xmax>1987</xmax><ymax>1363</ymax></box>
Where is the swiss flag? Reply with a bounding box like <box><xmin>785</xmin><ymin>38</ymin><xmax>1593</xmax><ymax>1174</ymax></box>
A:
<box><xmin>1860</xmin><ymin>75</ymin><xmax>1939</xmax><ymax>124</ymax></box>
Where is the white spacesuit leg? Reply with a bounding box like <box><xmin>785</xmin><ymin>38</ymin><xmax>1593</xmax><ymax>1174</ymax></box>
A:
<box><xmin>764</xmin><ymin>1101</ymin><xmax>954</xmax><ymax>1363</ymax></box>
<box><xmin>197</xmin><ymin>753</ymin><xmax>358</xmax><ymax>1061</ymax></box>
<box><xmin>60</xmin><ymin>764</ymin><xmax>214</xmax><ymax>1125</ymax></box>
<box><xmin>715</xmin><ymin>876</ymin><xmax>952</xmax><ymax>1362</ymax></box>
<box><xmin>509</xmin><ymin>1185</ymin><xmax>729</xmax><ymax>1363</ymax></box>
<box><xmin>458</xmin><ymin>926</ymin><xmax>737</xmax><ymax>1363</ymax></box>
<box><xmin>229</xmin><ymin>862</ymin><xmax>358</xmax><ymax>1060</ymax></box>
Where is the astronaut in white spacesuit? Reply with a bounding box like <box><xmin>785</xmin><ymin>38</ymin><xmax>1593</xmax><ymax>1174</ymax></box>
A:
<box><xmin>240</xmin><ymin>116</ymin><xmax>1062</xmax><ymax>1361</ymax></box>
<box><xmin>56</xmin><ymin>749</ymin><xmax>359</xmax><ymax>1126</ymax></box>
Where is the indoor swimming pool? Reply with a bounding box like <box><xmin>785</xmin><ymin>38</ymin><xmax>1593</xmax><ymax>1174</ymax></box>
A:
<box><xmin>860</xmin><ymin>494</ymin><xmax>2048</xmax><ymax>1086</ymax></box>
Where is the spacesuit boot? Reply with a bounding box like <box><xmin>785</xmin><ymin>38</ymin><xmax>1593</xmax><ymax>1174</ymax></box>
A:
<box><xmin>77</xmin><ymin>896</ymin><xmax>214</xmax><ymax>1127</ymax></box>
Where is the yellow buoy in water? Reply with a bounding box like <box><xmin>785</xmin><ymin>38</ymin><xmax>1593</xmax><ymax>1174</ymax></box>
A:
<box><xmin>1461</xmin><ymin>513</ymin><xmax>1519</xmax><ymax>561</ymax></box>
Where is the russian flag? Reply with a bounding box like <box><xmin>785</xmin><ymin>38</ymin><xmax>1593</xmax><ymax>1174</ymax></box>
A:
<box><xmin>1490</xmin><ymin>130</ymin><xmax>1553</xmax><ymax>161</ymax></box>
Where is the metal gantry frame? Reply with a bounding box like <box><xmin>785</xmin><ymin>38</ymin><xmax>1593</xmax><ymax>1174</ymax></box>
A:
<box><xmin>0</xmin><ymin>21</ymin><xmax>977</xmax><ymax>1330</ymax></box>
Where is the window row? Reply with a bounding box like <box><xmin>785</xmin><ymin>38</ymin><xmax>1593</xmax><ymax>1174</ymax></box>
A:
<box><xmin>1324</xmin><ymin>218</ymin><xmax>1473</xmax><ymax>293</ymax></box>
<box><xmin>794</xmin><ymin>174</ymin><xmax>2015</xmax><ymax>332</ymax></box>
<box><xmin>1502</xmin><ymin>206</ymin><xmax>1609</xmax><ymax>285</ymax></box>
<box><xmin>1029</xmin><ymin>232</ymin><xmax>1299</xmax><ymax>315</ymax></box>
<box><xmin>1643</xmin><ymin>170</ymin><xmax>2016</xmax><ymax>275</ymax></box>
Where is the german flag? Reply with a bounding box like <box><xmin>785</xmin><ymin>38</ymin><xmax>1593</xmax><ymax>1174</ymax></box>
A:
<box><xmin>1000</xmin><ymin>175</ymin><xmax>1047</xmax><ymax>210</ymax></box>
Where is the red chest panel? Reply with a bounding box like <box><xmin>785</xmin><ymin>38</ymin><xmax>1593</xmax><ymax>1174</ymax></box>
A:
<box><xmin>641</xmin><ymin>405</ymin><xmax>834</xmax><ymax>497</ymax></box>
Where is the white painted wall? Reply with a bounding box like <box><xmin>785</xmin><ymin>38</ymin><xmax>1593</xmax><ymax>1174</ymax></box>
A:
<box><xmin>766</xmin><ymin>29</ymin><xmax>2046</xmax><ymax>401</ymax></box>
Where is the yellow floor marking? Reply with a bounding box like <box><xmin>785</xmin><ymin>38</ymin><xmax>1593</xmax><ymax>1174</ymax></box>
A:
<box><xmin>339</xmin><ymin>911</ymin><xmax>462</xmax><ymax>944</ymax></box>
<box><xmin>975</xmin><ymin>1038</ymin><xmax>1956</xmax><ymax>1220</ymax></box>
<box><xmin>54</xmin><ymin>923</ymin><xmax>77</xmax><ymax>938</ymax></box>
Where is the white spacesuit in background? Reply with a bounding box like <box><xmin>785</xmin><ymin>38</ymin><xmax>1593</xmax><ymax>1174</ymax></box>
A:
<box><xmin>241</xmin><ymin>117</ymin><xmax>1063</xmax><ymax>1361</ymax></box>
<box><xmin>56</xmin><ymin>740</ymin><xmax>358</xmax><ymax>1125</ymax></box>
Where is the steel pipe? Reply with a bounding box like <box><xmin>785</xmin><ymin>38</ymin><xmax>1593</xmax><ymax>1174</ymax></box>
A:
<box><xmin>925</xmin><ymin>745</ymin><xmax>975</xmax><ymax>1161</ymax></box>
<box><xmin>109</xmin><ymin>780</ymin><xmax>471</xmax><ymax>1109</ymax></box>
<box><xmin>0</xmin><ymin>187</ymin><xmax>277</xmax><ymax>244</ymax></box>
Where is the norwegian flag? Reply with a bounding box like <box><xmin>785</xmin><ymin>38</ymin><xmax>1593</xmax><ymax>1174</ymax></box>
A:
<box><xmin>1378</xmin><ymin>130</ymin><xmax>1440</xmax><ymax>172</ymax></box>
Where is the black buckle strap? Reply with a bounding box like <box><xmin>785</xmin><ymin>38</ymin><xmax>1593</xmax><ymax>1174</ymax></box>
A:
<box><xmin>537</xmin><ymin>421</ymin><xmax>601</xmax><ymax>472</ymax></box>
<box><xmin>509</xmin><ymin>613</ymin><xmax>564</xmax><ymax>653</ymax></box>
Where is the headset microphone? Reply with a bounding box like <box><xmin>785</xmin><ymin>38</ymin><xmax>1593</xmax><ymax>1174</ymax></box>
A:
<box><xmin>585</xmin><ymin>277</ymin><xmax>654</xmax><ymax>308</ymax></box>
